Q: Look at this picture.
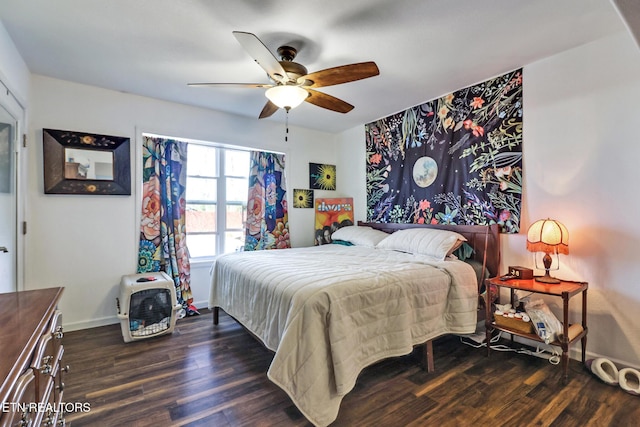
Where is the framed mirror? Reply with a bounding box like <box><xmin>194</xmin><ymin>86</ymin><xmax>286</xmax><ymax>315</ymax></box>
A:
<box><xmin>43</xmin><ymin>128</ymin><xmax>131</xmax><ymax>195</ymax></box>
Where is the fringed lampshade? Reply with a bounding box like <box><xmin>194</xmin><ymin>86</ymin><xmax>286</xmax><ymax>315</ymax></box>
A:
<box><xmin>526</xmin><ymin>218</ymin><xmax>569</xmax><ymax>284</ymax></box>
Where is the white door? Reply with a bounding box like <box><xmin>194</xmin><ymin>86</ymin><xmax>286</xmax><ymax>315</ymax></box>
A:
<box><xmin>0</xmin><ymin>102</ymin><xmax>17</xmax><ymax>293</ymax></box>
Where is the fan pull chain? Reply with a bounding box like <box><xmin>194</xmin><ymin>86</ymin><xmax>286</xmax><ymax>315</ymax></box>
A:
<box><xmin>285</xmin><ymin>107</ymin><xmax>290</xmax><ymax>143</ymax></box>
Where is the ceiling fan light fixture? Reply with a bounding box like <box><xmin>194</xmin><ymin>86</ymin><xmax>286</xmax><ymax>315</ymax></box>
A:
<box><xmin>191</xmin><ymin>32</ymin><xmax>379</xmax><ymax>119</ymax></box>
<box><xmin>265</xmin><ymin>85</ymin><xmax>308</xmax><ymax>110</ymax></box>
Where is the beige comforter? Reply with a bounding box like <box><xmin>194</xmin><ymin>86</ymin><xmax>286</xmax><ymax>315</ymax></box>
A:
<box><xmin>209</xmin><ymin>245</ymin><xmax>478</xmax><ymax>426</ymax></box>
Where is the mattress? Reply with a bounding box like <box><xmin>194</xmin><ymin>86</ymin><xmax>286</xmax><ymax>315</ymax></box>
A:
<box><xmin>209</xmin><ymin>244</ymin><xmax>478</xmax><ymax>426</ymax></box>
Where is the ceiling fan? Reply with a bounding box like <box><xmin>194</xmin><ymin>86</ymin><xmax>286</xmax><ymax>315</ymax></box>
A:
<box><xmin>188</xmin><ymin>31</ymin><xmax>380</xmax><ymax>119</ymax></box>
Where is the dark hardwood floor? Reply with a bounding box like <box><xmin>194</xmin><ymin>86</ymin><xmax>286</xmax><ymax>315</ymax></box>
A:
<box><xmin>62</xmin><ymin>309</ymin><xmax>638</xmax><ymax>426</ymax></box>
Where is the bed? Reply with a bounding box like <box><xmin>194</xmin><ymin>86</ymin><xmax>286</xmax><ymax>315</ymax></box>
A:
<box><xmin>208</xmin><ymin>222</ymin><xmax>500</xmax><ymax>426</ymax></box>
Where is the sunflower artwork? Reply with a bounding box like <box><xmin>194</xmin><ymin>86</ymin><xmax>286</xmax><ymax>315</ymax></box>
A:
<box><xmin>309</xmin><ymin>163</ymin><xmax>336</xmax><ymax>191</ymax></box>
<box><xmin>293</xmin><ymin>189</ymin><xmax>314</xmax><ymax>208</ymax></box>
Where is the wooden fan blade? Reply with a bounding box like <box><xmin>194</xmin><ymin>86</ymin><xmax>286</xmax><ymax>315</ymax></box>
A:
<box><xmin>233</xmin><ymin>31</ymin><xmax>287</xmax><ymax>83</ymax></box>
<box><xmin>298</xmin><ymin>61</ymin><xmax>379</xmax><ymax>88</ymax></box>
<box><xmin>187</xmin><ymin>83</ymin><xmax>272</xmax><ymax>88</ymax></box>
<box><xmin>259</xmin><ymin>100</ymin><xmax>280</xmax><ymax>119</ymax></box>
<box><xmin>304</xmin><ymin>89</ymin><xmax>354</xmax><ymax>113</ymax></box>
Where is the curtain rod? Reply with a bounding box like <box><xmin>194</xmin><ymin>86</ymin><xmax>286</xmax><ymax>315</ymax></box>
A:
<box><xmin>142</xmin><ymin>132</ymin><xmax>286</xmax><ymax>156</ymax></box>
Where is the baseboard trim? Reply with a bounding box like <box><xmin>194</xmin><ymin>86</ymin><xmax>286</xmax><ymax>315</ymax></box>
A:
<box><xmin>63</xmin><ymin>316</ymin><xmax>119</xmax><ymax>332</ymax></box>
<box><xmin>62</xmin><ymin>299</ymin><xmax>209</xmax><ymax>332</ymax></box>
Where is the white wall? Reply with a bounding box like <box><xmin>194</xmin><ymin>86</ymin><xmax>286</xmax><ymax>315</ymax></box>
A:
<box><xmin>0</xmin><ymin>22</ymin><xmax>29</xmax><ymax>105</ymax></box>
<box><xmin>27</xmin><ymin>75</ymin><xmax>337</xmax><ymax>330</ymax></box>
<box><xmin>520</xmin><ymin>31</ymin><xmax>640</xmax><ymax>367</ymax></box>
<box><xmin>336</xmin><ymin>126</ymin><xmax>367</xmax><ymax>218</ymax></box>
<box><xmin>339</xmin><ymin>32</ymin><xmax>640</xmax><ymax>368</ymax></box>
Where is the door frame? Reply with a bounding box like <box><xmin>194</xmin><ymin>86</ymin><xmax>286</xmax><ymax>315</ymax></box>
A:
<box><xmin>0</xmin><ymin>83</ymin><xmax>25</xmax><ymax>292</ymax></box>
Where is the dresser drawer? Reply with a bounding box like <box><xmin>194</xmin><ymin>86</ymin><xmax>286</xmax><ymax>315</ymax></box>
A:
<box><xmin>32</xmin><ymin>310</ymin><xmax>65</xmax><ymax>399</ymax></box>
<box><xmin>48</xmin><ymin>311</ymin><xmax>66</xmax><ymax>407</ymax></box>
<box><xmin>0</xmin><ymin>288</ymin><xmax>65</xmax><ymax>427</ymax></box>
<box><xmin>31</xmin><ymin>330</ymin><xmax>55</xmax><ymax>403</ymax></box>
<box><xmin>0</xmin><ymin>370</ymin><xmax>36</xmax><ymax>427</ymax></box>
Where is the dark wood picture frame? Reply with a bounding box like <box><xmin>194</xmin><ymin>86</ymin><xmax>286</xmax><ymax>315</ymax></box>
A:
<box><xmin>43</xmin><ymin>128</ymin><xmax>131</xmax><ymax>195</ymax></box>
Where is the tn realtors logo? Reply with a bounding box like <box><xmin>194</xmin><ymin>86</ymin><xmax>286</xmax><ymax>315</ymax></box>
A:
<box><xmin>1</xmin><ymin>402</ymin><xmax>91</xmax><ymax>414</ymax></box>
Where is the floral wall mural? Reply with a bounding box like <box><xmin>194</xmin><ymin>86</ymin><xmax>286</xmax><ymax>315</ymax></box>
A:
<box><xmin>365</xmin><ymin>69</ymin><xmax>523</xmax><ymax>233</ymax></box>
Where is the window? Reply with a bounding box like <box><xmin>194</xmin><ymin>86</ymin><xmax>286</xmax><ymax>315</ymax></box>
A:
<box><xmin>185</xmin><ymin>144</ymin><xmax>250</xmax><ymax>259</ymax></box>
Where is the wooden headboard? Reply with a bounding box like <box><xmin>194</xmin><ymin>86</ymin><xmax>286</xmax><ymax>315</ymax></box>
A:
<box><xmin>358</xmin><ymin>221</ymin><xmax>501</xmax><ymax>279</ymax></box>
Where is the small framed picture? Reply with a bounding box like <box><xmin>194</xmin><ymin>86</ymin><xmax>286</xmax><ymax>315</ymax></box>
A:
<box><xmin>309</xmin><ymin>163</ymin><xmax>336</xmax><ymax>190</ymax></box>
<box><xmin>293</xmin><ymin>189</ymin><xmax>314</xmax><ymax>208</ymax></box>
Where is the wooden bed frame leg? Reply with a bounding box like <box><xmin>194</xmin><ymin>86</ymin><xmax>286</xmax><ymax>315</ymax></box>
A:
<box><xmin>213</xmin><ymin>307</ymin><xmax>219</xmax><ymax>325</ymax></box>
<box><xmin>423</xmin><ymin>340</ymin><xmax>435</xmax><ymax>373</ymax></box>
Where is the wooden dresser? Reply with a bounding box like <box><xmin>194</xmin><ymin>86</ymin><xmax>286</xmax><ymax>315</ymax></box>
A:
<box><xmin>0</xmin><ymin>288</ymin><xmax>66</xmax><ymax>427</ymax></box>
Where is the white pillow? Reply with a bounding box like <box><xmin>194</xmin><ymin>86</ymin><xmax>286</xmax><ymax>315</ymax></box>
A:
<box><xmin>331</xmin><ymin>225</ymin><xmax>389</xmax><ymax>248</ymax></box>
<box><xmin>376</xmin><ymin>228</ymin><xmax>467</xmax><ymax>260</ymax></box>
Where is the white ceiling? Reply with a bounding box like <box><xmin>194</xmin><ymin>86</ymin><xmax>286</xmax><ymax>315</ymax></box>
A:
<box><xmin>0</xmin><ymin>0</ymin><xmax>629</xmax><ymax>133</ymax></box>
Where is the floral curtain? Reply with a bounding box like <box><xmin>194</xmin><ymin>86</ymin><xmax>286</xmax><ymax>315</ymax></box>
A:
<box><xmin>244</xmin><ymin>151</ymin><xmax>290</xmax><ymax>250</ymax></box>
<box><xmin>137</xmin><ymin>135</ymin><xmax>192</xmax><ymax>306</ymax></box>
<box><xmin>365</xmin><ymin>69</ymin><xmax>523</xmax><ymax>233</ymax></box>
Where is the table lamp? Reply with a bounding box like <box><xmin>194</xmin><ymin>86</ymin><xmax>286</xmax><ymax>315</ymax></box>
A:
<box><xmin>526</xmin><ymin>218</ymin><xmax>569</xmax><ymax>284</ymax></box>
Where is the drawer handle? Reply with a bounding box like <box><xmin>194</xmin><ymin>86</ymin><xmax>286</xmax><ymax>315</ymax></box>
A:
<box><xmin>57</xmin><ymin>381</ymin><xmax>65</xmax><ymax>391</ymax></box>
<box><xmin>40</xmin><ymin>355</ymin><xmax>53</xmax><ymax>375</ymax></box>
<box><xmin>55</xmin><ymin>325</ymin><xmax>64</xmax><ymax>339</ymax></box>
<box><xmin>43</xmin><ymin>414</ymin><xmax>54</xmax><ymax>427</ymax></box>
<box><xmin>18</xmin><ymin>412</ymin><xmax>32</xmax><ymax>427</ymax></box>
<box><xmin>62</xmin><ymin>364</ymin><xmax>70</xmax><ymax>373</ymax></box>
